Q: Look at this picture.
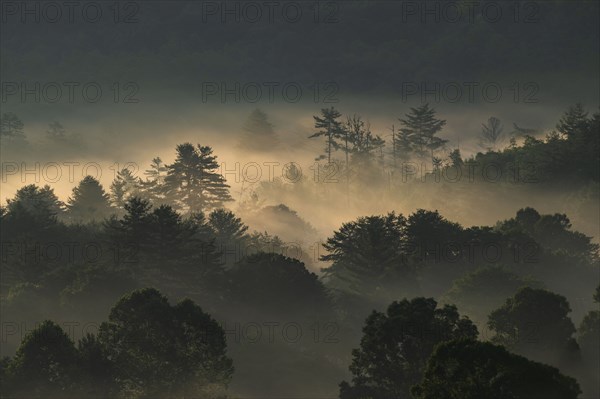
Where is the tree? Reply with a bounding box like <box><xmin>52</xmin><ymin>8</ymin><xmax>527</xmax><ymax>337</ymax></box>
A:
<box><xmin>499</xmin><ymin>207</ymin><xmax>598</xmax><ymax>259</ymax></box>
<box><xmin>238</xmin><ymin>108</ymin><xmax>279</xmax><ymax>151</ymax></box>
<box><xmin>115</xmin><ymin>196</ymin><xmax>153</xmax><ymax>238</ymax></box>
<box><xmin>578</xmin><ymin>284</ymin><xmax>599</xmax><ymax>373</ymax></box>
<box><xmin>208</xmin><ymin>208</ymin><xmax>249</xmax><ymax>265</ymax></box>
<box><xmin>0</xmin><ymin>112</ymin><xmax>25</xmax><ymax>139</ymax></box>
<box><xmin>188</xmin><ymin>210</ymin><xmax>216</xmax><ymax>243</ymax></box>
<box><xmin>1</xmin><ymin>185</ymin><xmax>65</xmax><ymax>282</ymax></box>
<box><xmin>343</xmin><ymin>114</ymin><xmax>385</xmax><ymax>174</ymax></box>
<box><xmin>77</xmin><ymin>333</ymin><xmax>118</xmax><ymax>397</ymax></box>
<box><xmin>556</xmin><ymin>103</ymin><xmax>588</xmax><ymax>139</ymax></box>
<box><xmin>144</xmin><ymin>156</ymin><xmax>167</xmax><ymax>183</ymax></box>
<box><xmin>533</xmin><ymin>213</ymin><xmax>598</xmax><ymax>256</ymax></box>
<box><xmin>480</xmin><ymin>116</ymin><xmax>504</xmax><ymax>151</ymax></box>
<box><xmin>147</xmin><ymin>204</ymin><xmax>198</xmax><ymax>260</ymax></box>
<box><xmin>404</xmin><ymin>209</ymin><xmax>463</xmax><ymax>265</ymax></box>
<box><xmin>395</xmin><ymin>128</ymin><xmax>414</xmax><ymax>163</ymax></box>
<box><xmin>412</xmin><ymin>339</ymin><xmax>581</xmax><ymax>399</ymax></box>
<box><xmin>4</xmin><ymin>184</ymin><xmax>64</xmax><ymax>229</ymax></box>
<box><xmin>110</xmin><ymin>178</ymin><xmax>127</xmax><ymax>210</ymax></box>
<box><xmin>448</xmin><ymin>148</ymin><xmax>463</xmax><ymax>167</ymax></box>
<box><xmin>309</xmin><ymin>107</ymin><xmax>344</xmax><ymax>163</ymax></box>
<box><xmin>339</xmin><ymin>297</ymin><xmax>477</xmax><ymax>399</ymax></box>
<box><xmin>444</xmin><ymin>266</ymin><xmax>541</xmax><ymax>324</ymax></box>
<box><xmin>66</xmin><ymin>176</ymin><xmax>113</xmax><ymax>223</ymax></box>
<box><xmin>341</xmin><ymin>115</ymin><xmax>360</xmax><ymax>180</ymax></box>
<box><xmin>163</xmin><ymin>143</ymin><xmax>233</xmax><ymax>213</ymax></box>
<box><xmin>0</xmin><ymin>357</ymin><xmax>10</xmax><ymax>393</ymax></box>
<box><xmin>246</xmin><ymin>231</ymin><xmax>288</xmax><ymax>256</ymax></box>
<box><xmin>5</xmin><ymin>321</ymin><xmax>80</xmax><ymax>397</ymax></box>
<box><xmin>98</xmin><ymin>288</ymin><xmax>233</xmax><ymax>397</ymax></box>
<box><xmin>109</xmin><ymin>168</ymin><xmax>142</xmax><ymax>209</ymax></box>
<box><xmin>510</xmin><ymin>207</ymin><xmax>541</xmax><ymax>234</ymax></box>
<box><xmin>46</xmin><ymin>121</ymin><xmax>67</xmax><ymax>140</ymax></box>
<box><xmin>488</xmin><ymin>287</ymin><xmax>579</xmax><ymax>364</ymax></box>
<box><xmin>578</xmin><ymin>309</ymin><xmax>599</xmax><ymax>357</ymax></box>
<box><xmin>228</xmin><ymin>253</ymin><xmax>333</xmax><ymax>319</ymax></box>
<box><xmin>554</xmin><ymin>104</ymin><xmax>600</xmax><ymax>181</ymax></box>
<box><xmin>104</xmin><ymin>197</ymin><xmax>223</xmax><ymax>289</ymax></box>
<box><xmin>321</xmin><ymin>212</ymin><xmax>414</xmax><ymax>304</ymax></box>
<box><xmin>140</xmin><ymin>157</ymin><xmax>167</xmax><ymax>204</ymax></box>
<box><xmin>398</xmin><ymin>104</ymin><xmax>447</xmax><ymax>166</ymax></box>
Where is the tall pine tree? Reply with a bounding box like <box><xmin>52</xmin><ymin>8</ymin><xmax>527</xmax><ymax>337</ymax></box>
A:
<box><xmin>66</xmin><ymin>176</ymin><xmax>113</xmax><ymax>223</ymax></box>
<box><xmin>309</xmin><ymin>107</ymin><xmax>344</xmax><ymax>163</ymax></box>
<box><xmin>163</xmin><ymin>143</ymin><xmax>232</xmax><ymax>213</ymax></box>
<box><xmin>140</xmin><ymin>157</ymin><xmax>168</xmax><ymax>205</ymax></box>
<box><xmin>398</xmin><ymin>104</ymin><xmax>447</xmax><ymax>167</ymax></box>
<box><xmin>109</xmin><ymin>168</ymin><xmax>142</xmax><ymax>209</ymax></box>
<box><xmin>238</xmin><ymin>109</ymin><xmax>279</xmax><ymax>151</ymax></box>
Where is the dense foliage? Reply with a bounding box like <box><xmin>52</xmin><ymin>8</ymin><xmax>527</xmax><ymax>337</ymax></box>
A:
<box><xmin>1</xmin><ymin>104</ymin><xmax>598</xmax><ymax>397</ymax></box>
<box><xmin>1</xmin><ymin>290</ymin><xmax>233</xmax><ymax>398</ymax></box>
<box><xmin>412</xmin><ymin>339</ymin><xmax>581</xmax><ymax>399</ymax></box>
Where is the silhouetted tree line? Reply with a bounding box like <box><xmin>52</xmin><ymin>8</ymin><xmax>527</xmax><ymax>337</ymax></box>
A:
<box><xmin>322</xmin><ymin>207</ymin><xmax>598</xmax><ymax>315</ymax></box>
<box><xmin>2</xmin><ymin>284</ymin><xmax>596</xmax><ymax>398</ymax></box>
<box><xmin>3</xmin><ymin>103</ymin><xmax>598</xmax><ymax>198</ymax></box>
<box><xmin>307</xmin><ymin>104</ymin><xmax>600</xmax><ymax>185</ymax></box>
<box><xmin>2</xmin><ymin>119</ymin><xmax>599</xmax><ymax>397</ymax></box>
<box><xmin>339</xmin><ymin>291</ymin><xmax>588</xmax><ymax>399</ymax></box>
<box><xmin>0</xmin><ymin>139</ymin><xmax>233</xmax><ymax>226</ymax></box>
<box><xmin>110</xmin><ymin>142</ymin><xmax>233</xmax><ymax>215</ymax></box>
<box><xmin>1</xmin><ymin>288</ymin><xmax>233</xmax><ymax>398</ymax></box>
<box><xmin>1</xmin><ymin>180</ymin><xmax>598</xmax><ymax>397</ymax></box>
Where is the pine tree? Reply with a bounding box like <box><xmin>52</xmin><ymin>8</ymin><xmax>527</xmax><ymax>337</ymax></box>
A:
<box><xmin>147</xmin><ymin>204</ymin><xmax>198</xmax><ymax>260</ymax></box>
<box><xmin>556</xmin><ymin>103</ymin><xmax>588</xmax><ymax>139</ymax></box>
<box><xmin>140</xmin><ymin>157</ymin><xmax>167</xmax><ymax>205</ymax></box>
<box><xmin>480</xmin><ymin>116</ymin><xmax>504</xmax><ymax>151</ymax></box>
<box><xmin>208</xmin><ymin>209</ymin><xmax>249</xmax><ymax>265</ymax></box>
<box><xmin>103</xmin><ymin>196</ymin><xmax>153</xmax><ymax>265</ymax></box>
<box><xmin>109</xmin><ymin>178</ymin><xmax>127</xmax><ymax>210</ymax></box>
<box><xmin>448</xmin><ymin>149</ymin><xmax>463</xmax><ymax>167</ymax></box>
<box><xmin>238</xmin><ymin>108</ymin><xmax>279</xmax><ymax>151</ymax></box>
<box><xmin>396</xmin><ymin>129</ymin><xmax>413</xmax><ymax>162</ymax></box>
<box><xmin>344</xmin><ymin>115</ymin><xmax>385</xmax><ymax>163</ymax></box>
<box><xmin>163</xmin><ymin>143</ymin><xmax>232</xmax><ymax>213</ymax></box>
<box><xmin>388</xmin><ymin>124</ymin><xmax>405</xmax><ymax>170</ymax></box>
<box><xmin>4</xmin><ymin>184</ymin><xmax>64</xmax><ymax>228</ymax></box>
<box><xmin>109</xmin><ymin>168</ymin><xmax>142</xmax><ymax>209</ymax></box>
<box><xmin>309</xmin><ymin>107</ymin><xmax>344</xmax><ymax>163</ymax></box>
<box><xmin>398</xmin><ymin>104</ymin><xmax>447</xmax><ymax>166</ymax></box>
<box><xmin>342</xmin><ymin>115</ymin><xmax>385</xmax><ymax>181</ymax></box>
<box><xmin>66</xmin><ymin>176</ymin><xmax>113</xmax><ymax>223</ymax></box>
<box><xmin>196</xmin><ymin>145</ymin><xmax>233</xmax><ymax>209</ymax></box>
<box><xmin>208</xmin><ymin>209</ymin><xmax>249</xmax><ymax>244</ymax></box>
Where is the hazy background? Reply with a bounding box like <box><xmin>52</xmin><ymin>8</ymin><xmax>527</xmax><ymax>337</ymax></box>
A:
<box><xmin>1</xmin><ymin>2</ymin><xmax>599</xmax><ymax>396</ymax></box>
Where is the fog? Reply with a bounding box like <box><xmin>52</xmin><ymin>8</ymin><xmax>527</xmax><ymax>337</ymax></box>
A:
<box><xmin>1</xmin><ymin>1</ymin><xmax>599</xmax><ymax>398</ymax></box>
<box><xmin>2</xmin><ymin>98</ymin><xmax>599</xmax><ymax>239</ymax></box>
